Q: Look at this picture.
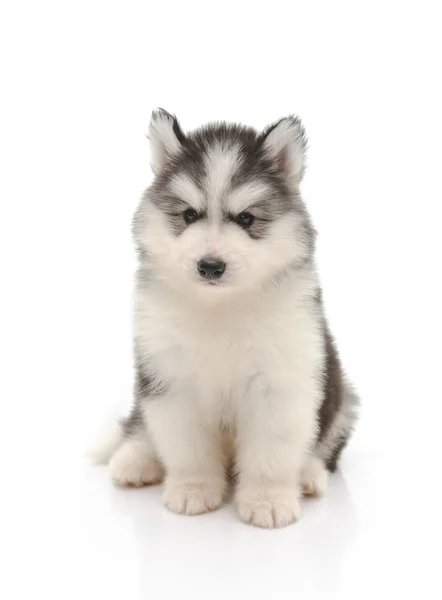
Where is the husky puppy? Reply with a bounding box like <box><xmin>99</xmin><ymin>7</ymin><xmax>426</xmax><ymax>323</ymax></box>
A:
<box><xmin>92</xmin><ymin>110</ymin><xmax>359</xmax><ymax>528</ymax></box>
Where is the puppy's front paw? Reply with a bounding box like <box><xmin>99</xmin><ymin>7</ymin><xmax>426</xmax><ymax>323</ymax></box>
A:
<box><xmin>236</xmin><ymin>486</ymin><xmax>301</xmax><ymax>528</ymax></box>
<box><xmin>109</xmin><ymin>439</ymin><xmax>164</xmax><ymax>487</ymax></box>
<box><xmin>164</xmin><ymin>476</ymin><xmax>224</xmax><ymax>515</ymax></box>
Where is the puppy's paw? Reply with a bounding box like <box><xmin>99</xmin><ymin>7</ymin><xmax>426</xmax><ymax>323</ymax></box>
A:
<box><xmin>164</xmin><ymin>476</ymin><xmax>224</xmax><ymax>515</ymax></box>
<box><xmin>109</xmin><ymin>438</ymin><xmax>164</xmax><ymax>487</ymax></box>
<box><xmin>301</xmin><ymin>455</ymin><xmax>328</xmax><ymax>496</ymax></box>
<box><xmin>236</xmin><ymin>486</ymin><xmax>301</xmax><ymax>528</ymax></box>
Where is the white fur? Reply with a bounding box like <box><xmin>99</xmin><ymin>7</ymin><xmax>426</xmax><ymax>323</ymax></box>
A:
<box><xmin>135</xmin><ymin>270</ymin><xmax>323</xmax><ymax>526</ymax></box>
<box><xmin>163</xmin><ymin>476</ymin><xmax>225</xmax><ymax>515</ymax></box>
<box><xmin>263</xmin><ymin>117</ymin><xmax>306</xmax><ymax>183</ymax></box>
<box><xmin>226</xmin><ymin>180</ymin><xmax>272</xmax><ymax>214</ymax></box>
<box><xmin>149</xmin><ymin>110</ymin><xmax>182</xmax><ymax>173</ymax></box>
<box><xmin>169</xmin><ymin>174</ymin><xmax>204</xmax><ymax>211</ymax></box>
<box><xmin>301</xmin><ymin>454</ymin><xmax>329</xmax><ymax>496</ymax></box>
<box><xmin>236</xmin><ymin>486</ymin><xmax>301</xmax><ymax>528</ymax></box>
<box><xmin>109</xmin><ymin>434</ymin><xmax>164</xmax><ymax>487</ymax></box>
<box><xmin>204</xmin><ymin>143</ymin><xmax>241</xmax><ymax>219</ymax></box>
<box><xmin>87</xmin><ymin>418</ymin><xmax>123</xmax><ymax>465</ymax></box>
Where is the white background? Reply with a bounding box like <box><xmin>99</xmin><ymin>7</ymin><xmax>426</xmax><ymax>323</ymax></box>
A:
<box><xmin>1</xmin><ymin>1</ymin><xmax>441</xmax><ymax>599</ymax></box>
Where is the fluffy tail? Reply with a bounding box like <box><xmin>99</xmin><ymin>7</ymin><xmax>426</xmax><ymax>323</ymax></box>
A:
<box><xmin>86</xmin><ymin>417</ymin><xmax>124</xmax><ymax>465</ymax></box>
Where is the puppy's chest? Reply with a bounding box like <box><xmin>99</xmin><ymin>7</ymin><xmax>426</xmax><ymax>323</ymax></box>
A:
<box><xmin>144</xmin><ymin>314</ymin><xmax>260</xmax><ymax>387</ymax></box>
<box><xmin>136</xmin><ymin>296</ymin><xmax>310</xmax><ymax>397</ymax></box>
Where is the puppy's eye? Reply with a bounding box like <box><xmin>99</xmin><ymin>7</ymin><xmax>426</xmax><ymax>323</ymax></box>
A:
<box><xmin>183</xmin><ymin>208</ymin><xmax>199</xmax><ymax>224</ymax></box>
<box><xmin>236</xmin><ymin>212</ymin><xmax>254</xmax><ymax>228</ymax></box>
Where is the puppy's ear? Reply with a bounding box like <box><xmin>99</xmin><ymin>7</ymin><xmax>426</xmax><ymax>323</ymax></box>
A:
<box><xmin>148</xmin><ymin>109</ymin><xmax>185</xmax><ymax>173</ymax></box>
<box><xmin>261</xmin><ymin>116</ymin><xmax>307</xmax><ymax>183</ymax></box>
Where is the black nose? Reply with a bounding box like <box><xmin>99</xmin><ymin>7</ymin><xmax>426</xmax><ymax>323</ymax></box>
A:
<box><xmin>197</xmin><ymin>258</ymin><xmax>226</xmax><ymax>280</ymax></box>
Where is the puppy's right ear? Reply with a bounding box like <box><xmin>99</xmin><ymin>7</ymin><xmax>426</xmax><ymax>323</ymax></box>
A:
<box><xmin>261</xmin><ymin>116</ymin><xmax>307</xmax><ymax>184</ymax></box>
<box><xmin>148</xmin><ymin>109</ymin><xmax>185</xmax><ymax>173</ymax></box>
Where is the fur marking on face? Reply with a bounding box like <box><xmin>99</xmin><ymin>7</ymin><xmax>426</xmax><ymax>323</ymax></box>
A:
<box><xmin>134</xmin><ymin>113</ymin><xmax>314</xmax><ymax>291</ymax></box>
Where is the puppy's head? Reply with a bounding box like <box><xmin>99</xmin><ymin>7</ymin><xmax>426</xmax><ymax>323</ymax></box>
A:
<box><xmin>134</xmin><ymin>109</ymin><xmax>315</xmax><ymax>298</ymax></box>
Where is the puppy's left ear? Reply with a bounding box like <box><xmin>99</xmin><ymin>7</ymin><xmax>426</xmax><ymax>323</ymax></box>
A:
<box><xmin>148</xmin><ymin>108</ymin><xmax>185</xmax><ymax>173</ymax></box>
<box><xmin>261</xmin><ymin>116</ymin><xmax>307</xmax><ymax>184</ymax></box>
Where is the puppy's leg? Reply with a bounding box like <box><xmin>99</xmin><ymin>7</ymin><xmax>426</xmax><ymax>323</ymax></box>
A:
<box><xmin>301</xmin><ymin>454</ymin><xmax>328</xmax><ymax>496</ymax></box>
<box><xmin>109</xmin><ymin>433</ymin><xmax>164</xmax><ymax>487</ymax></box>
<box><xmin>109</xmin><ymin>375</ymin><xmax>164</xmax><ymax>487</ymax></box>
<box><xmin>145</xmin><ymin>392</ymin><xmax>225</xmax><ymax>516</ymax></box>
<box><xmin>235</xmin><ymin>381</ymin><xmax>317</xmax><ymax>528</ymax></box>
